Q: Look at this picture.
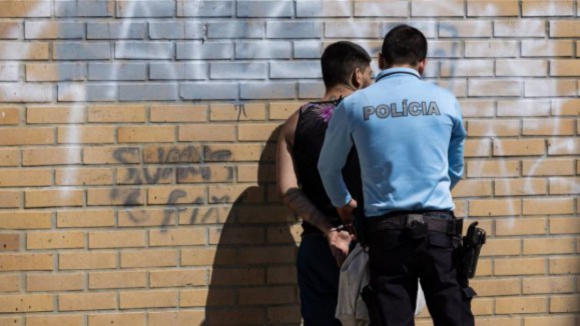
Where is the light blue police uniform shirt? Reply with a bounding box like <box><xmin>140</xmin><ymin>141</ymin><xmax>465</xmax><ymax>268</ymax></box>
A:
<box><xmin>318</xmin><ymin>67</ymin><xmax>467</xmax><ymax>217</ymax></box>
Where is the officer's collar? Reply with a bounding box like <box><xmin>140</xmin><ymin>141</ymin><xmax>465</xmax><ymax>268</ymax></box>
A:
<box><xmin>375</xmin><ymin>67</ymin><xmax>421</xmax><ymax>83</ymax></box>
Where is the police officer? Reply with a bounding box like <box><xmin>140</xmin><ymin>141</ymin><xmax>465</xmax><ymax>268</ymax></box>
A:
<box><xmin>317</xmin><ymin>25</ymin><xmax>475</xmax><ymax>325</ymax></box>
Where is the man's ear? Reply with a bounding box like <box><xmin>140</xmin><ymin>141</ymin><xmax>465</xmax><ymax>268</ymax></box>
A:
<box><xmin>378</xmin><ymin>53</ymin><xmax>386</xmax><ymax>70</ymax></box>
<box><xmin>351</xmin><ymin>67</ymin><xmax>363</xmax><ymax>89</ymax></box>
<box><xmin>417</xmin><ymin>58</ymin><xmax>427</xmax><ymax>75</ymax></box>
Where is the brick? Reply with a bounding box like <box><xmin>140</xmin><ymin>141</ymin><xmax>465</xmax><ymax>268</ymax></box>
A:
<box><xmin>83</xmin><ymin>146</ymin><xmax>140</xmax><ymax>165</ymax></box>
<box><xmin>0</xmin><ymin>22</ymin><xmax>19</xmax><ymax>39</ymax></box>
<box><xmin>59</xmin><ymin>126</ymin><xmax>116</xmax><ymax>144</ymax></box>
<box><xmin>181</xmin><ymin>248</ymin><xmax>237</xmax><ymax>266</ymax></box>
<box><xmin>0</xmin><ymin>233</ymin><xmax>20</xmax><ymax>251</ymax></box>
<box><xmin>27</xmin><ymin>273</ymin><xmax>84</xmax><ymax>292</ymax></box>
<box><xmin>236</xmin><ymin>42</ymin><xmax>291</xmax><ymax>59</ymax></box>
<box><xmin>210</xmin><ymin>103</ymin><xmax>265</xmax><ymax>121</ymax></box>
<box><xmin>26</xmin><ymin>315</ymin><xmax>83</xmax><ymax>326</ymax></box>
<box><xmin>550</xmin><ymin>59</ymin><xmax>580</xmax><ymax>77</ymax></box>
<box><xmin>552</xmin><ymin>99</ymin><xmax>580</xmax><ymax>115</ymax></box>
<box><xmin>324</xmin><ymin>21</ymin><xmax>381</xmax><ymax>38</ymax></box>
<box><xmin>412</xmin><ymin>1</ymin><xmax>464</xmax><ymax>17</ymax></box>
<box><xmin>298</xmin><ymin>81</ymin><xmax>325</xmax><ymax>99</ymax></box>
<box><xmin>210</xmin><ymin>62</ymin><xmax>267</xmax><ymax>79</ymax></box>
<box><xmin>293</xmin><ymin>41</ymin><xmax>321</xmax><ymax>59</ymax></box>
<box><xmin>25</xmin><ymin>21</ymin><xmax>84</xmax><ymax>39</ymax></box>
<box><xmin>0</xmin><ymin>63</ymin><xmax>19</xmax><ymax>81</ymax></box>
<box><xmin>88</xmin><ymin>22</ymin><xmax>146</xmax><ymax>39</ymax></box>
<box><xmin>522</xmin><ymin>158</ymin><xmax>575</xmax><ymax>176</ymax></box>
<box><xmin>0</xmin><ymin>169</ymin><xmax>52</xmax><ymax>188</ymax></box>
<box><xmin>550</xmin><ymin>217</ymin><xmax>580</xmax><ymax>234</ymax></box>
<box><xmin>524</xmin><ymin>1</ymin><xmax>574</xmax><ymax>17</ymax></box>
<box><xmin>0</xmin><ymin>294</ymin><xmax>52</xmax><ymax>313</ymax></box>
<box><xmin>495</xmin><ymin>179</ymin><xmax>547</xmax><ymax>196</ymax></box>
<box><xmin>208</xmin><ymin>226</ymin><xmax>265</xmax><ymax>245</ymax></box>
<box><xmin>237</xmin><ymin>1</ymin><xmax>292</xmax><ymax>17</ymax></box>
<box><xmin>523</xmin><ymin>198</ymin><xmax>574</xmax><ymax>215</ymax></box>
<box><xmin>354</xmin><ymin>1</ymin><xmax>407</xmax><ymax>17</ymax></box>
<box><xmin>452</xmin><ymin>180</ymin><xmax>492</xmax><ymax>198</ymax></box>
<box><xmin>548</xmin><ymin>138</ymin><xmax>579</xmax><ymax>155</ymax></box>
<box><xmin>526</xmin><ymin>118</ymin><xmax>576</xmax><ymax>136</ymax></box>
<box><xmin>150</xmin><ymin>105</ymin><xmax>206</xmax><ymax>122</ymax></box>
<box><xmin>550</xmin><ymin>20</ymin><xmax>580</xmax><ymax>37</ymax></box>
<box><xmin>148</xmin><ymin>311</ymin><xmax>205</xmax><ymax>326</ymax></box>
<box><xmin>524</xmin><ymin>80</ymin><xmax>578</xmax><ymax>97</ymax></box>
<box><xmin>464</xmin><ymin>139</ymin><xmax>492</xmax><ymax>157</ymax></box>
<box><xmin>240</xmin><ymin>286</ymin><xmax>294</xmax><ymax>305</ymax></box>
<box><xmin>440</xmin><ymin>60</ymin><xmax>493</xmax><ymax>77</ymax></box>
<box><xmin>468</xmin><ymin>80</ymin><xmax>522</xmax><ymax>97</ymax></box>
<box><xmin>148</xmin><ymin>185</ymin><xmax>205</xmax><ymax>205</ymax></box>
<box><xmin>149</xmin><ymin>228</ymin><xmax>206</xmax><ymax>246</ymax></box>
<box><xmin>495</xmin><ymin>258</ymin><xmax>546</xmax><ymax>276</ymax></box>
<box><xmin>0</xmin><ymin>211</ymin><xmax>51</xmax><ymax>230</ymax></box>
<box><xmin>179</xmin><ymin>124</ymin><xmax>235</xmax><ymax>142</ymax></box>
<box><xmin>206</xmin><ymin>308</ymin><xmax>264</xmax><ymax>325</ymax></box>
<box><xmin>0</xmin><ymin>190</ymin><xmax>20</xmax><ymax>208</ymax></box>
<box><xmin>27</xmin><ymin>231</ymin><xmax>84</xmax><ymax>249</ymax></box>
<box><xmin>523</xmin><ymin>276</ymin><xmax>575</xmax><ymax>294</ymax></box>
<box><xmin>267</xmin><ymin>265</ymin><xmax>297</xmax><ymax>285</ymax></box>
<box><xmin>53</xmin><ymin>42</ymin><xmax>110</xmax><ymax>60</ymax></box>
<box><xmin>87</xmin><ymin>105</ymin><xmax>145</xmax><ymax>123</ymax></box>
<box><xmin>496</xmin><ymin>59</ymin><xmax>548</xmax><ymax>77</ymax></box>
<box><xmin>27</xmin><ymin>105</ymin><xmax>86</xmax><ymax>124</ymax></box>
<box><xmin>241</xmin><ymin>82</ymin><xmax>295</xmax><ymax>100</ymax></box>
<box><xmin>439</xmin><ymin>20</ymin><xmax>492</xmax><ymax>38</ymax></box>
<box><xmin>238</xmin><ymin>123</ymin><xmax>279</xmax><ymax>141</ymax></box>
<box><xmin>87</xmin><ymin>188</ymin><xmax>144</xmax><ymax>206</ymax></box>
<box><xmin>465</xmin><ymin>40</ymin><xmax>518</xmax><ymax>58</ymax></box>
<box><xmin>524</xmin><ymin>316</ymin><xmax>576</xmax><ymax>326</ymax></box>
<box><xmin>469</xmin><ymin>199</ymin><xmax>521</xmax><ymax>217</ymax></box>
<box><xmin>208</xmin><ymin>21</ymin><xmax>263</xmax><ymax>38</ymax></box>
<box><xmin>497</xmin><ymin>100</ymin><xmax>550</xmax><ymax>117</ymax></box>
<box><xmin>25</xmin><ymin>189</ymin><xmax>83</xmax><ymax>208</ymax></box>
<box><xmin>59</xmin><ymin>292</ymin><xmax>116</xmax><ymax>311</ymax></box>
<box><xmin>493</xmin><ymin>139</ymin><xmax>546</xmax><ymax>156</ymax></box>
<box><xmin>26</xmin><ymin>63</ymin><xmax>86</xmax><ymax>82</ymax></box>
<box><xmin>0</xmin><ymin>147</ymin><xmax>18</xmax><ymax>166</ymax></box>
<box><xmin>118</xmin><ymin>208</ymin><xmax>176</xmax><ymax>228</ymax></box>
<box><xmin>0</xmin><ymin>2</ymin><xmax>50</xmax><ymax>17</ymax></box>
<box><xmin>121</xmin><ymin>250</ymin><xmax>178</xmax><ymax>268</ymax></box>
<box><xmin>524</xmin><ymin>237</ymin><xmax>575</xmax><ymax>255</ymax></box>
<box><xmin>0</xmin><ymin>42</ymin><xmax>48</xmax><ymax>60</ymax></box>
<box><xmin>149</xmin><ymin>22</ymin><xmax>203</xmax><ymax>39</ymax></box>
<box><xmin>59</xmin><ymin>252</ymin><xmax>116</xmax><ymax>270</ymax></box>
<box><xmin>549</xmin><ymin>256</ymin><xmax>580</xmax><ymax>274</ymax></box>
<box><xmin>467</xmin><ymin>119</ymin><xmax>520</xmax><ymax>137</ymax></box>
<box><xmin>143</xmin><ymin>144</ymin><xmax>201</xmax><ymax>164</ymax></box>
<box><xmin>120</xmin><ymin>290</ymin><xmax>177</xmax><ymax>309</ymax></box>
<box><xmin>89</xmin><ymin>271</ymin><xmax>147</xmax><ymax>289</ymax></box>
<box><xmin>0</xmin><ymin>253</ymin><xmax>53</xmax><ymax>271</ymax></box>
<box><xmin>267</xmin><ymin>21</ymin><xmax>321</xmax><ymax>39</ymax></box>
<box><xmin>299</xmin><ymin>0</ymin><xmax>352</xmax><ymax>17</ymax></box>
<box><xmin>496</xmin><ymin>217</ymin><xmax>547</xmax><ymax>236</ymax></box>
<box><xmin>55</xmin><ymin>1</ymin><xmax>114</xmax><ymax>17</ymax></box>
<box><xmin>176</xmin><ymin>42</ymin><xmax>233</xmax><ymax>60</ymax></box>
<box><xmin>468</xmin><ymin>1</ymin><xmax>519</xmax><ymax>17</ymax></box>
<box><xmin>470</xmin><ymin>278</ymin><xmax>521</xmax><ymax>297</ymax></box>
<box><xmin>459</xmin><ymin>100</ymin><xmax>494</xmax><ymax>118</ymax></box>
<box><xmin>118</xmin><ymin>125</ymin><xmax>175</xmax><ymax>143</ymax></box>
<box><xmin>0</xmin><ymin>84</ymin><xmax>53</xmax><ymax>103</ymax></box>
<box><xmin>238</xmin><ymin>246</ymin><xmax>295</xmax><ymax>264</ymax></box>
<box><xmin>270</xmin><ymin>61</ymin><xmax>321</xmax><ymax>79</ymax></box>
<box><xmin>181</xmin><ymin>288</ymin><xmax>235</xmax><ymax>307</ymax></box>
<box><xmin>494</xmin><ymin>20</ymin><xmax>546</xmax><ymax>38</ymax></box>
<box><xmin>23</xmin><ymin>147</ymin><xmax>81</xmax><ymax>166</ymax></box>
<box><xmin>89</xmin><ymin>230</ymin><xmax>146</xmax><ymax>249</ymax></box>
<box><xmin>495</xmin><ymin>296</ymin><xmax>547</xmax><ymax>314</ymax></box>
<box><xmin>522</xmin><ymin>40</ymin><xmax>574</xmax><ymax>57</ymax></box>
<box><xmin>59</xmin><ymin>168</ymin><xmax>111</xmax><ymax>188</ymax></box>
<box><xmin>150</xmin><ymin>269</ymin><xmax>206</xmax><ymax>287</ymax></box>
<box><xmin>150</xmin><ymin>62</ymin><xmax>208</xmax><ymax>80</ymax></box>
<box><xmin>550</xmin><ymin>295</ymin><xmax>580</xmax><ymax>313</ymax></box>
<box><xmin>58</xmin><ymin>83</ymin><xmax>117</xmax><ymax>102</ymax></box>
<box><xmin>115</xmin><ymin>42</ymin><xmax>173</xmax><ymax>60</ymax></box>
<box><xmin>0</xmin><ymin>274</ymin><xmax>19</xmax><ymax>292</ymax></box>
<box><xmin>88</xmin><ymin>63</ymin><xmax>146</xmax><ymax>81</ymax></box>
<box><xmin>180</xmin><ymin>82</ymin><xmax>238</xmax><ymax>100</ymax></box>
<box><xmin>119</xmin><ymin>83</ymin><xmax>178</xmax><ymax>101</ymax></box>
<box><xmin>116</xmin><ymin>1</ymin><xmax>175</xmax><ymax>17</ymax></box>
<box><xmin>88</xmin><ymin>313</ymin><xmax>146</xmax><ymax>326</ymax></box>
<box><xmin>480</xmin><ymin>238</ymin><xmax>521</xmax><ymax>256</ymax></box>
<box><xmin>550</xmin><ymin>177</ymin><xmax>580</xmax><ymax>195</ymax></box>
<box><xmin>466</xmin><ymin>160</ymin><xmax>520</xmax><ymax>178</ymax></box>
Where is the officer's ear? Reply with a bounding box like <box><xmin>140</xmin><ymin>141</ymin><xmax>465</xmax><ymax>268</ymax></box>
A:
<box><xmin>417</xmin><ymin>58</ymin><xmax>427</xmax><ymax>76</ymax></box>
<box><xmin>351</xmin><ymin>67</ymin><xmax>363</xmax><ymax>90</ymax></box>
<box><xmin>378</xmin><ymin>53</ymin><xmax>387</xmax><ymax>70</ymax></box>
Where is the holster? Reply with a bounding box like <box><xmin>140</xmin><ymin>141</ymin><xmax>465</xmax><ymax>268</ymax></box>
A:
<box><xmin>458</xmin><ymin>222</ymin><xmax>486</xmax><ymax>279</ymax></box>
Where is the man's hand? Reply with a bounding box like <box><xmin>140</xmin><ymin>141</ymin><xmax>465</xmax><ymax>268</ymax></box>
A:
<box><xmin>337</xmin><ymin>199</ymin><xmax>357</xmax><ymax>225</ymax></box>
<box><xmin>326</xmin><ymin>228</ymin><xmax>353</xmax><ymax>267</ymax></box>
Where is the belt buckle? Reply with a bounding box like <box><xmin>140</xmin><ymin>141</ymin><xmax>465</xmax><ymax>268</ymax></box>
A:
<box><xmin>405</xmin><ymin>214</ymin><xmax>424</xmax><ymax>228</ymax></box>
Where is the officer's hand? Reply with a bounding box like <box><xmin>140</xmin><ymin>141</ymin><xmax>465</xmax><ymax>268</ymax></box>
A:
<box><xmin>326</xmin><ymin>229</ymin><xmax>353</xmax><ymax>267</ymax></box>
<box><xmin>337</xmin><ymin>199</ymin><xmax>357</xmax><ymax>225</ymax></box>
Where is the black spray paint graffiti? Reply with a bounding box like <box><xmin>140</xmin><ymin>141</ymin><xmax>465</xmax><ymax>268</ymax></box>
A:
<box><xmin>111</xmin><ymin>145</ymin><xmax>234</xmax><ymax>229</ymax></box>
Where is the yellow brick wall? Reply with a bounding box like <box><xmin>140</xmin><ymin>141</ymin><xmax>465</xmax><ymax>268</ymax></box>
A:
<box><xmin>0</xmin><ymin>0</ymin><xmax>579</xmax><ymax>325</ymax></box>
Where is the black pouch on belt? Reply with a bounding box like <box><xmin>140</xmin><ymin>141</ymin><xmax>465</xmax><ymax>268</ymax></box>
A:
<box><xmin>404</xmin><ymin>214</ymin><xmax>428</xmax><ymax>239</ymax></box>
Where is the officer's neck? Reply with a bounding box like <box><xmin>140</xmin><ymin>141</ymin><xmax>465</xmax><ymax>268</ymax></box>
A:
<box><xmin>321</xmin><ymin>84</ymin><xmax>357</xmax><ymax>102</ymax></box>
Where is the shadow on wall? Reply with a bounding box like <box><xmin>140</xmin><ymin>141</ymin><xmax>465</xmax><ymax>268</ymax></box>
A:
<box><xmin>203</xmin><ymin>125</ymin><xmax>302</xmax><ymax>326</ymax></box>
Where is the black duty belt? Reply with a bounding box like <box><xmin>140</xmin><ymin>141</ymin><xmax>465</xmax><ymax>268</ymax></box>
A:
<box><xmin>366</xmin><ymin>211</ymin><xmax>463</xmax><ymax>237</ymax></box>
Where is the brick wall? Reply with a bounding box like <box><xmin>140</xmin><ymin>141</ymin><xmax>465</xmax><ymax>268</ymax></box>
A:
<box><xmin>0</xmin><ymin>1</ymin><xmax>578</xmax><ymax>325</ymax></box>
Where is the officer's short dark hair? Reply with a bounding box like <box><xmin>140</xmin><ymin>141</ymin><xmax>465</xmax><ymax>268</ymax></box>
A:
<box><xmin>381</xmin><ymin>24</ymin><xmax>427</xmax><ymax>67</ymax></box>
<box><xmin>321</xmin><ymin>41</ymin><xmax>371</xmax><ymax>88</ymax></box>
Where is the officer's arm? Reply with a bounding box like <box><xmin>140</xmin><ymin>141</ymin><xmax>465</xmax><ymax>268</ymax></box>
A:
<box><xmin>318</xmin><ymin>101</ymin><xmax>354</xmax><ymax>208</ymax></box>
<box><xmin>448</xmin><ymin>100</ymin><xmax>467</xmax><ymax>189</ymax></box>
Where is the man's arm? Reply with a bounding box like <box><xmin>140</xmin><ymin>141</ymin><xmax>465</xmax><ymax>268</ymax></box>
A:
<box><xmin>448</xmin><ymin>100</ymin><xmax>467</xmax><ymax>189</ymax></box>
<box><xmin>317</xmin><ymin>101</ymin><xmax>356</xmax><ymax>220</ymax></box>
<box><xmin>276</xmin><ymin>111</ymin><xmax>351</xmax><ymax>265</ymax></box>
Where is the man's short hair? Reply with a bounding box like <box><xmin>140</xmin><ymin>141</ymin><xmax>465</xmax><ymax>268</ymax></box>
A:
<box><xmin>381</xmin><ymin>24</ymin><xmax>427</xmax><ymax>67</ymax></box>
<box><xmin>321</xmin><ymin>41</ymin><xmax>372</xmax><ymax>88</ymax></box>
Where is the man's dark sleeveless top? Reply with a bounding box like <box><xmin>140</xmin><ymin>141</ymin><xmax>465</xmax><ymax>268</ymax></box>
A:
<box><xmin>293</xmin><ymin>100</ymin><xmax>363</xmax><ymax>236</ymax></box>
